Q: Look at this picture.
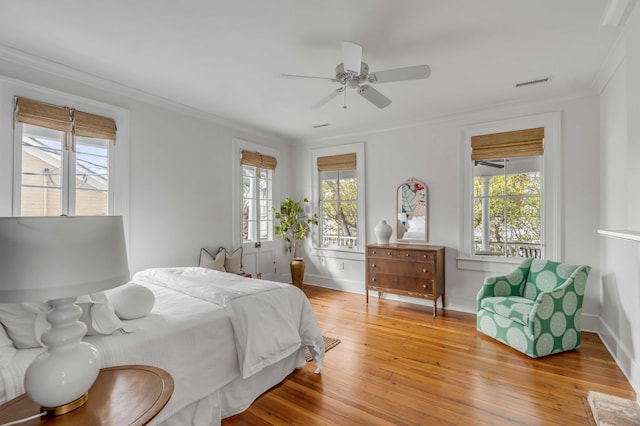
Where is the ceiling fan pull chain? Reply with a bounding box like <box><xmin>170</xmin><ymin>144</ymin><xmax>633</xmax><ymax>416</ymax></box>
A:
<box><xmin>343</xmin><ymin>86</ymin><xmax>347</xmax><ymax>109</ymax></box>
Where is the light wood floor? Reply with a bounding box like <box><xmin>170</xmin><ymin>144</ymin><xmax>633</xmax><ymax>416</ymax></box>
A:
<box><xmin>223</xmin><ymin>285</ymin><xmax>635</xmax><ymax>425</ymax></box>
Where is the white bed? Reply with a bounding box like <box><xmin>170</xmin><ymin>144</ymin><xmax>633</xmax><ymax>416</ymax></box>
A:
<box><xmin>0</xmin><ymin>267</ymin><xmax>325</xmax><ymax>425</ymax></box>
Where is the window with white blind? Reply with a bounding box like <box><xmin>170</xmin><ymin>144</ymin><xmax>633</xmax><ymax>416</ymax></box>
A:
<box><xmin>13</xmin><ymin>97</ymin><xmax>117</xmax><ymax>217</ymax></box>
<box><xmin>460</xmin><ymin>113</ymin><xmax>561</xmax><ymax>272</ymax></box>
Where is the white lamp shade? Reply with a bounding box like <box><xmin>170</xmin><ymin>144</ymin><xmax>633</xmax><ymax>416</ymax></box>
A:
<box><xmin>0</xmin><ymin>216</ymin><xmax>130</xmax><ymax>303</ymax></box>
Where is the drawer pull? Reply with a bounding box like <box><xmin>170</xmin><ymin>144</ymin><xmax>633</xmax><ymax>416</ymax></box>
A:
<box><xmin>372</xmin><ymin>277</ymin><xmax>377</xmax><ymax>282</ymax></box>
<box><xmin>423</xmin><ymin>254</ymin><xmax>427</xmax><ymax>258</ymax></box>
<box><xmin>405</xmin><ymin>253</ymin><xmax>410</xmax><ymax>257</ymax></box>
<box><xmin>372</xmin><ymin>250</ymin><xmax>377</xmax><ymax>254</ymax></box>
<box><xmin>387</xmin><ymin>252</ymin><xmax>392</xmax><ymax>256</ymax></box>
<box><xmin>372</xmin><ymin>263</ymin><xmax>377</xmax><ymax>268</ymax></box>
<box><xmin>423</xmin><ymin>284</ymin><xmax>427</xmax><ymax>289</ymax></box>
<box><xmin>423</xmin><ymin>268</ymin><xmax>428</xmax><ymax>273</ymax></box>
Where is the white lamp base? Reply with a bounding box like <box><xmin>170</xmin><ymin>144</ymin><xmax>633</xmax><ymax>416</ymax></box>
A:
<box><xmin>24</xmin><ymin>297</ymin><xmax>100</xmax><ymax>414</ymax></box>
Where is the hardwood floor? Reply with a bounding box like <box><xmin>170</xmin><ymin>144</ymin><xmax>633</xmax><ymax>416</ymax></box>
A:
<box><xmin>223</xmin><ymin>285</ymin><xmax>635</xmax><ymax>425</ymax></box>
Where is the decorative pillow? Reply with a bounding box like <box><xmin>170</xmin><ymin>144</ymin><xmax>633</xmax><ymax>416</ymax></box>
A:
<box><xmin>223</xmin><ymin>247</ymin><xmax>244</xmax><ymax>274</ymax></box>
<box><xmin>0</xmin><ymin>302</ymin><xmax>49</xmax><ymax>349</ymax></box>
<box><xmin>199</xmin><ymin>248</ymin><xmax>226</xmax><ymax>271</ymax></box>
<box><xmin>108</xmin><ymin>284</ymin><xmax>155</xmax><ymax>320</ymax></box>
<box><xmin>77</xmin><ymin>293</ymin><xmax>125</xmax><ymax>336</ymax></box>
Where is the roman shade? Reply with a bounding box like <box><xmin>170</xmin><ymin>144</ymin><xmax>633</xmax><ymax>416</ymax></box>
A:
<box><xmin>241</xmin><ymin>150</ymin><xmax>277</xmax><ymax>170</ymax></box>
<box><xmin>14</xmin><ymin>97</ymin><xmax>71</xmax><ymax>133</ymax></box>
<box><xmin>14</xmin><ymin>97</ymin><xmax>117</xmax><ymax>146</ymax></box>
<box><xmin>471</xmin><ymin>127</ymin><xmax>544</xmax><ymax>161</ymax></box>
<box><xmin>72</xmin><ymin>110</ymin><xmax>117</xmax><ymax>141</ymax></box>
<box><xmin>316</xmin><ymin>153</ymin><xmax>357</xmax><ymax>171</ymax></box>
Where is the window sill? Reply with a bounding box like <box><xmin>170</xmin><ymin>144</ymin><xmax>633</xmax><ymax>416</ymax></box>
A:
<box><xmin>311</xmin><ymin>247</ymin><xmax>365</xmax><ymax>261</ymax></box>
<box><xmin>456</xmin><ymin>256</ymin><xmax>522</xmax><ymax>273</ymax></box>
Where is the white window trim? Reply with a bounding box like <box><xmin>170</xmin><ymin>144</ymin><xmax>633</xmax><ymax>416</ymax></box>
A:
<box><xmin>311</xmin><ymin>142</ymin><xmax>366</xmax><ymax>260</ymax></box>
<box><xmin>1</xmin><ymin>75</ymin><xmax>130</xmax><ymax>242</ymax></box>
<box><xmin>231</xmin><ymin>138</ymin><xmax>280</xmax><ymax>249</ymax></box>
<box><xmin>458</xmin><ymin>112</ymin><xmax>561</xmax><ymax>273</ymax></box>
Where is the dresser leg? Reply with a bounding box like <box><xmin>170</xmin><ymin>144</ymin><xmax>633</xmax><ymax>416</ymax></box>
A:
<box><xmin>378</xmin><ymin>291</ymin><xmax>382</xmax><ymax>299</ymax></box>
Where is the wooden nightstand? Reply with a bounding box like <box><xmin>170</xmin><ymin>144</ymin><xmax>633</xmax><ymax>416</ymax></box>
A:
<box><xmin>0</xmin><ymin>364</ymin><xmax>174</xmax><ymax>425</ymax></box>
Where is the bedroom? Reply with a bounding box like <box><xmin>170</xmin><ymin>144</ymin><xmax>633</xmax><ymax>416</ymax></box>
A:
<box><xmin>0</xmin><ymin>0</ymin><xmax>639</xmax><ymax>424</ymax></box>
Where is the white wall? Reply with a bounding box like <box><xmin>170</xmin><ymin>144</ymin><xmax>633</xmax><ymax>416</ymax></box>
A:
<box><xmin>599</xmin><ymin>5</ymin><xmax>640</xmax><ymax>396</ymax></box>
<box><xmin>293</xmin><ymin>94</ymin><xmax>602</xmax><ymax>327</ymax></box>
<box><xmin>0</xmin><ymin>58</ymin><xmax>293</xmax><ymax>277</ymax></box>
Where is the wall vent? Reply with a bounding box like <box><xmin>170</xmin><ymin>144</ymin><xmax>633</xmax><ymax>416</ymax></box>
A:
<box><xmin>515</xmin><ymin>77</ymin><xmax>549</xmax><ymax>88</ymax></box>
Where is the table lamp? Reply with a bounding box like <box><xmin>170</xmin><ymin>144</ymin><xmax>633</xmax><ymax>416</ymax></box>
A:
<box><xmin>0</xmin><ymin>216</ymin><xmax>130</xmax><ymax>416</ymax></box>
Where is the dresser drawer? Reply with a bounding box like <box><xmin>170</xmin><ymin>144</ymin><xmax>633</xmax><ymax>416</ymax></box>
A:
<box><xmin>367</xmin><ymin>247</ymin><xmax>396</xmax><ymax>259</ymax></box>
<box><xmin>367</xmin><ymin>259</ymin><xmax>398</xmax><ymax>275</ymax></box>
<box><xmin>368</xmin><ymin>273</ymin><xmax>396</xmax><ymax>287</ymax></box>
<box><xmin>397</xmin><ymin>250</ymin><xmax>435</xmax><ymax>262</ymax></box>
<box><xmin>396</xmin><ymin>262</ymin><xmax>434</xmax><ymax>279</ymax></box>
<box><xmin>398</xmin><ymin>277</ymin><xmax>433</xmax><ymax>294</ymax></box>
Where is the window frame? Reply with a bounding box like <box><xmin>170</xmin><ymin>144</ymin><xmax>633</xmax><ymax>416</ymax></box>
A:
<box><xmin>231</xmin><ymin>138</ymin><xmax>280</xmax><ymax>249</ymax></box>
<box><xmin>459</xmin><ymin>112</ymin><xmax>561</xmax><ymax>273</ymax></box>
<box><xmin>0</xmin><ymin>75</ymin><xmax>130</xmax><ymax>240</ymax></box>
<box><xmin>13</xmin><ymin>124</ymin><xmax>115</xmax><ymax>216</ymax></box>
<box><xmin>311</xmin><ymin>142</ymin><xmax>366</xmax><ymax>260</ymax></box>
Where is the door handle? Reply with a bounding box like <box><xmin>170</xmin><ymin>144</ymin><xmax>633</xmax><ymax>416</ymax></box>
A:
<box><xmin>255</xmin><ymin>242</ymin><xmax>261</xmax><ymax>248</ymax></box>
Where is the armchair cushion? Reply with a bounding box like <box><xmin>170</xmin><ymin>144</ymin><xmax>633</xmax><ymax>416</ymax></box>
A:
<box><xmin>479</xmin><ymin>296</ymin><xmax>534</xmax><ymax>327</ymax></box>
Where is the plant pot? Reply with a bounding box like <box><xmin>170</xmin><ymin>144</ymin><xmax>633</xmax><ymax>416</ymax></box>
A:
<box><xmin>290</xmin><ymin>258</ymin><xmax>305</xmax><ymax>288</ymax></box>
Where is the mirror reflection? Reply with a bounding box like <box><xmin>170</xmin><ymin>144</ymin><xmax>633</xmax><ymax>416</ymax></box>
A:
<box><xmin>397</xmin><ymin>178</ymin><xmax>428</xmax><ymax>242</ymax></box>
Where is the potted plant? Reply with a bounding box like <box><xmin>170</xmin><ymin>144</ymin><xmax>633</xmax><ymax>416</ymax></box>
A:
<box><xmin>273</xmin><ymin>197</ymin><xmax>318</xmax><ymax>288</ymax></box>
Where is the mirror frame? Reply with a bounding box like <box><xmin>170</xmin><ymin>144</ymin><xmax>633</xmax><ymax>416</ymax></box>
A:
<box><xmin>396</xmin><ymin>178</ymin><xmax>428</xmax><ymax>243</ymax></box>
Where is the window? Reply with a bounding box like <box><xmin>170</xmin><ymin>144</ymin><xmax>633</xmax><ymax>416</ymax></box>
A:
<box><xmin>473</xmin><ymin>156</ymin><xmax>541</xmax><ymax>257</ymax></box>
<box><xmin>460</xmin><ymin>113</ymin><xmax>560</xmax><ymax>272</ymax></box>
<box><xmin>312</xmin><ymin>142</ymin><xmax>366</xmax><ymax>257</ymax></box>
<box><xmin>13</xmin><ymin>97</ymin><xmax>116</xmax><ymax>216</ymax></box>
<box><xmin>319</xmin><ymin>167</ymin><xmax>358</xmax><ymax>248</ymax></box>
<box><xmin>241</xmin><ymin>150</ymin><xmax>276</xmax><ymax>243</ymax></box>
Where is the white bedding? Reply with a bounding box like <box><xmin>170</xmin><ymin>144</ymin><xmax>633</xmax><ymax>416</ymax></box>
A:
<box><xmin>0</xmin><ymin>267</ymin><xmax>325</xmax><ymax>425</ymax></box>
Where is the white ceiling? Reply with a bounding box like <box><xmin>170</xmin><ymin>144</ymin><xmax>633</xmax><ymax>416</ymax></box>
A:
<box><xmin>0</xmin><ymin>1</ymin><xmax>629</xmax><ymax>141</ymax></box>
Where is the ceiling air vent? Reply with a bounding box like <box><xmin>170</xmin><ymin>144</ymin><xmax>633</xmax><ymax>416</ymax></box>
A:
<box><xmin>312</xmin><ymin>123</ymin><xmax>330</xmax><ymax>128</ymax></box>
<box><xmin>515</xmin><ymin>77</ymin><xmax>549</xmax><ymax>88</ymax></box>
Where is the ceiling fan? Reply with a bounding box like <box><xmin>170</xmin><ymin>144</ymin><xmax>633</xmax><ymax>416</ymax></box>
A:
<box><xmin>281</xmin><ymin>41</ymin><xmax>431</xmax><ymax>109</ymax></box>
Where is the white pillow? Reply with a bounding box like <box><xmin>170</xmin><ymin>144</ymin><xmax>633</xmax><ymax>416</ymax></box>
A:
<box><xmin>77</xmin><ymin>293</ymin><xmax>125</xmax><ymax>336</ymax></box>
<box><xmin>0</xmin><ymin>303</ymin><xmax>49</xmax><ymax>349</ymax></box>
<box><xmin>199</xmin><ymin>248</ymin><xmax>226</xmax><ymax>271</ymax></box>
<box><xmin>224</xmin><ymin>247</ymin><xmax>244</xmax><ymax>274</ymax></box>
<box><xmin>108</xmin><ymin>284</ymin><xmax>155</xmax><ymax>320</ymax></box>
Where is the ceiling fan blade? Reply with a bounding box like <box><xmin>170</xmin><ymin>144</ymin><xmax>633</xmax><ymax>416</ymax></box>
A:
<box><xmin>280</xmin><ymin>73</ymin><xmax>339</xmax><ymax>82</ymax></box>
<box><xmin>369</xmin><ymin>64</ymin><xmax>431</xmax><ymax>83</ymax></box>
<box><xmin>357</xmin><ymin>85</ymin><xmax>392</xmax><ymax>109</ymax></box>
<box><xmin>313</xmin><ymin>87</ymin><xmax>345</xmax><ymax>109</ymax></box>
<box><xmin>342</xmin><ymin>41</ymin><xmax>363</xmax><ymax>74</ymax></box>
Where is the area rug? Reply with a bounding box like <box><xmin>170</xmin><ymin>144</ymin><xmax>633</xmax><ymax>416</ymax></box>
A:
<box><xmin>305</xmin><ymin>336</ymin><xmax>340</xmax><ymax>362</ymax></box>
<box><xmin>587</xmin><ymin>391</ymin><xmax>640</xmax><ymax>425</ymax></box>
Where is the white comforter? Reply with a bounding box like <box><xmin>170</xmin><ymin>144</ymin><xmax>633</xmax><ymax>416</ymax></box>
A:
<box><xmin>0</xmin><ymin>267</ymin><xmax>325</xmax><ymax>424</ymax></box>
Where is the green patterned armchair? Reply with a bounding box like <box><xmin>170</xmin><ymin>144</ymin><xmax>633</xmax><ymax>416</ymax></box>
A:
<box><xmin>476</xmin><ymin>258</ymin><xmax>590</xmax><ymax>358</ymax></box>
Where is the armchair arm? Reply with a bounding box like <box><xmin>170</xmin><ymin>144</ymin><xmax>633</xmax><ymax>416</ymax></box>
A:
<box><xmin>529</xmin><ymin>265</ymin><xmax>591</xmax><ymax>323</ymax></box>
<box><xmin>476</xmin><ymin>259</ymin><xmax>533</xmax><ymax>311</ymax></box>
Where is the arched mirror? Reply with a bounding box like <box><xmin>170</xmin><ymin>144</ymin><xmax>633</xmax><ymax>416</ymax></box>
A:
<box><xmin>397</xmin><ymin>178</ymin><xmax>428</xmax><ymax>242</ymax></box>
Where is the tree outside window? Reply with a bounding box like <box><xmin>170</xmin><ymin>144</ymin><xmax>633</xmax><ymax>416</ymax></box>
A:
<box><xmin>473</xmin><ymin>156</ymin><xmax>541</xmax><ymax>258</ymax></box>
<box><xmin>320</xmin><ymin>169</ymin><xmax>357</xmax><ymax>249</ymax></box>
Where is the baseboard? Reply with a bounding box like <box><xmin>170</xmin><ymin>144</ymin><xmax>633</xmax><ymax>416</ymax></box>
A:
<box><xmin>598</xmin><ymin>318</ymin><xmax>640</xmax><ymax>400</ymax></box>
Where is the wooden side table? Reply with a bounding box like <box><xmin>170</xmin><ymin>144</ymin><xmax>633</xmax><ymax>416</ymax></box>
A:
<box><xmin>0</xmin><ymin>364</ymin><xmax>174</xmax><ymax>425</ymax></box>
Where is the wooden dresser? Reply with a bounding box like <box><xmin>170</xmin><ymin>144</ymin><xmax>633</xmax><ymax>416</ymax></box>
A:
<box><xmin>365</xmin><ymin>243</ymin><xmax>445</xmax><ymax>317</ymax></box>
